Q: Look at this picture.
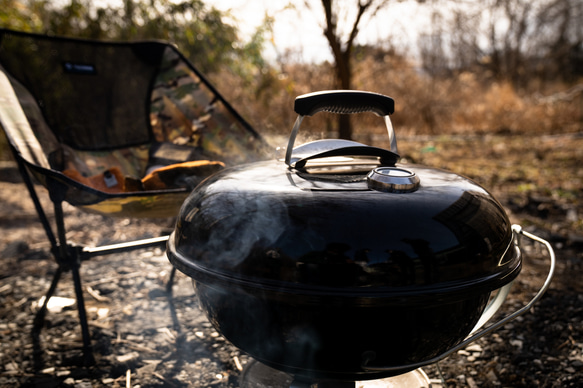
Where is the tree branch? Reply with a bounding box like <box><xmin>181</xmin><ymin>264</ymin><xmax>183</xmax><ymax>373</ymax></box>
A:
<box><xmin>346</xmin><ymin>0</ymin><xmax>373</xmax><ymax>55</ymax></box>
<box><xmin>321</xmin><ymin>0</ymin><xmax>343</xmax><ymax>64</ymax></box>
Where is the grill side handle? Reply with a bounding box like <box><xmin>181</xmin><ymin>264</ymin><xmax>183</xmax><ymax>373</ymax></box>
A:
<box><xmin>362</xmin><ymin>224</ymin><xmax>556</xmax><ymax>373</ymax></box>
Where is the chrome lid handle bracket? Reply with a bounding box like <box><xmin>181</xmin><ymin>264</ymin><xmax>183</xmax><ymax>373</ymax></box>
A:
<box><xmin>284</xmin><ymin>115</ymin><xmax>304</xmax><ymax>166</ymax></box>
<box><xmin>384</xmin><ymin>115</ymin><xmax>398</xmax><ymax>155</ymax></box>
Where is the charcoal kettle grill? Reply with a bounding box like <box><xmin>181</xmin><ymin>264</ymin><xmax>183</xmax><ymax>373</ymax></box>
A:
<box><xmin>167</xmin><ymin>91</ymin><xmax>555</xmax><ymax>387</ymax></box>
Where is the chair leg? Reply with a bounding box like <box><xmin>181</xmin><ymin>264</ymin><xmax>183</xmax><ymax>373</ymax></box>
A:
<box><xmin>70</xmin><ymin>260</ymin><xmax>95</xmax><ymax>365</ymax></box>
<box><xmin>34</xmin><ymin>265</ymin><xmax>64</xmax><ymax>331</ymax></box>
<box><xmin>32</xmin><ymin>266</ymin><xmax>65</xmax><ymax>372</ymax></box>
<box><xmin>51</xmin><ymin>196</ymin><xmax>95</xmax><ymax>365</ymax></box>
<box><xmin>15</xmin><ymin>156</ymin><xmax>58</xmax><ymax>248</ymax></box>
<box><xmin>32</xmin><ymin>252</ymin><xmax>96</xmax><ymax>365</ymax></box>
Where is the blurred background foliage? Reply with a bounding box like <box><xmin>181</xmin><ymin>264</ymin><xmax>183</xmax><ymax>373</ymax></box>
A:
<box><xmin>0</xmin><ymin>0</ymin><xmax>264</xmax><ymax>76</ymax></box>
<box><xmin>0</xmin><ymin>0</ymin><xmax>582</xmax><ymax>152</ymax></box>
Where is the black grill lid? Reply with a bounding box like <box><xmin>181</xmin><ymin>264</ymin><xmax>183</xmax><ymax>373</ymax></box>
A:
<box><xmin>168</xmin><ymin>159</ymin><xmax>520</xmax><ymax>297</ymax></box>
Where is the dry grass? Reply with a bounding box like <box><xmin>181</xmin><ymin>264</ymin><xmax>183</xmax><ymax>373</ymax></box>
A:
<box><xmin>1</xmin><ymin>53</ymin><xmax>581</xmax><ymax>161</ymax></box>
<box><xmin>397</xmin><ymin>133</ymin><xmax>583</xmax><ymax>235</ymax></box>
<box><xmin>211</xmin><ymin>55</ymin><xmax>583</xmax><ymax>140</ymax></box>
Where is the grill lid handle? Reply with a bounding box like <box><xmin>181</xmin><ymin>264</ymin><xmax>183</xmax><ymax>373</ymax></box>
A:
<box><xmin>294</xmin><ymin>90</ymin><xmax>395</xmax><ymax>116</ymax></box>
<box><xmin>286</xmin><ymin>90</ymin><xmax>399</xmax><ymax>168</ymax></box>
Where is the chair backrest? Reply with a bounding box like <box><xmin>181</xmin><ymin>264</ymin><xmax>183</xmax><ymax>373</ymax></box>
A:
<box><xmin>0</xmin><ymin>29</ymin><xmax>268</xmax><ymax>193</ymax></box>
<box><xmin>0</xmin><ymin>31</ymin><xmax>165</xmax><ymax>151</ymax></box>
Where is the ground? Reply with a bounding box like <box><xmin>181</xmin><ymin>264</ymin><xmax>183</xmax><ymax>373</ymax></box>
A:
<box><xmin>0</xmin><ymin>134</ymin><xmax>582</xmax><ymax>387</ymax></box>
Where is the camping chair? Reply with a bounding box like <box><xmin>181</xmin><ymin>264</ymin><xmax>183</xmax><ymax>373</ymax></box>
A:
<box><xmin>0</xmin><ymin>28</ymin><xmax>269</xmax><ymax>364</ymax></box>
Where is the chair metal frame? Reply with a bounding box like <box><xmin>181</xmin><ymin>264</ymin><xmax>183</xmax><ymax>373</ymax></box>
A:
<box><xmin>12</xmin><ymin>141</ymin><xmax>172</xmax><ymax>365</ymax></box>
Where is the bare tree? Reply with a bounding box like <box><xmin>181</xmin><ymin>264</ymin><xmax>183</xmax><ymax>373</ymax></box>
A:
<box><xmin>534</xmin><ymin>0</ymin><xmax>583</xmax><ymax>82</ymax></box>
<box><xmin>419</xmin><ymin>0</ymin><xmax>583</xmax><ymax>85</ymax></box>
<box><xmin>308</xmin><ymin>0</ymin><xmax>390</xmax><ymax>139</ymax></box>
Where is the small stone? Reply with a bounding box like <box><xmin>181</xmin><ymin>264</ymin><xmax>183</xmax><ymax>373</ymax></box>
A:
<box><xmin>4</xmin><ymin>361</ymin><xmax>18</xmax><ymax>371</ymax></box>
<box><xmin>487</xmin><ymin>370</ymin><xmax>499</xmax><ymax>382</ymax></box>
<box><xmin>466</xmin><ymin>344</ymin><xmax>483</xmax><ymax>352</ymax></box>
<box><xmin>0</xmin><ymin>284</ymin><xmax>12</xmax><ymax>296</ymax></box>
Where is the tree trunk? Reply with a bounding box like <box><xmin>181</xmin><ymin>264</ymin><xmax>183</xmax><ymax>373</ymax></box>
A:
<box><xmin>336</xmin><ymin>50</ymin><xmax>352</xmax><ymax>139</ymax></box>
<box><xmin>321</xmin><ymin>0</ymin><xmax>377</xmax><ymax>140</ymax></box>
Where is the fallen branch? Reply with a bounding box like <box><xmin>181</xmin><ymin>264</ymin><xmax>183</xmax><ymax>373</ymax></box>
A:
<box><xmin>86</xmin><ymin>286</ymin><xmax>111</xmax><ymax>302</ymax></box>
<box><xmin>233</xmin><ymin>355</ymin><xmax>243</xmax><ymax>371</ymax></box>
<box><xmin>114</xmin><ymin>339</ymin><xmax>160</xmax><ymax>354</ymax></box>
<box><xmin>153</xmin><ymin>372</ymin><xmax>178</xmax><ymax>387</ymax></box>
